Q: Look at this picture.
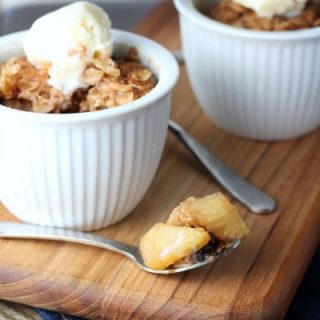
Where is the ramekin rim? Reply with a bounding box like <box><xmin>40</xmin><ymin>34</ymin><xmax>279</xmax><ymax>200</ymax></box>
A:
<box><xmin>0</xmin><ymin>29</ymin><xmax>179</xmax><ymax>123</ymax></box>
<box><xmin>174</xmin><ymin>0</ymin><xmax>320</xmax><ymax>40</ymax></box>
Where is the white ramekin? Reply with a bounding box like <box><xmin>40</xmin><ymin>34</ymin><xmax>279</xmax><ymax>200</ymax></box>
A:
<box><xmin>174</xmin><ymin>0</ymin><xmax>320</xmax><ymax>140</ymax></box>
<box><xmin>0</xmin><ymin>30</ymin><xmax>179</xmax><ymax>231</ymax></box>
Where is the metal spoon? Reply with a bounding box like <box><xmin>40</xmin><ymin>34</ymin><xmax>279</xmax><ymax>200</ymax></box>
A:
<box><xmin>168</xmin><ymin>120</ymin><xmax>276</xmax><ymax>214</ymax></box>
<box><xmin>171</xmin><ymin>49</ymin><xmax>185</xmax><ymax>64</ymax></box>
<box><xmin>0</xmin><ymin>222</ymin><xmax>240</xmax><ymax>275</ymax></box>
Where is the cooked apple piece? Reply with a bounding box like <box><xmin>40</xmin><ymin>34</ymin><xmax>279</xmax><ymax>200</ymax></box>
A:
<box><xmin>139</xmin><ymin>223</ymin><xmax>210</xmax><ymax>270</ymax></box>
<box><xmin>167</xmin><ymin>193</ymin><xmax>249</xmax><ymax>241</ymax></box>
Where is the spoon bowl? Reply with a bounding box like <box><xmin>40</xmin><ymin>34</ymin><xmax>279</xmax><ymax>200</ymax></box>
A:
<box><xmin>0</xmin><ymin>222</ymin><xmax>240</xmax><ymax>274</ymax></box>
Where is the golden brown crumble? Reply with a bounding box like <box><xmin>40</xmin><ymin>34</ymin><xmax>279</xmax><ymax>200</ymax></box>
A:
<box><xmin>0</xmin><ymin>48</ymin><xmax>156</xmax><ymax>113</ymax></box>
<box><xmin>208</xmin><ymin>0</ymin><xmax>320</xmax><ymax>31</ymax></box>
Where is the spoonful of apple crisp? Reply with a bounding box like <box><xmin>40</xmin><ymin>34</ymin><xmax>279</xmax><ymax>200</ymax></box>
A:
<box><xmin>0</xmin><ymin>193</ymin><xmax>249</xmax><ymax>274</ymax></box>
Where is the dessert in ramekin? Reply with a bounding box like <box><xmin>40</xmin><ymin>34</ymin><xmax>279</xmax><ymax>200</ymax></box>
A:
<box><xmin>0</xmin><ymin>2</ymin><xmax>157</xmax><ymax>113</ymax></box>
<box><xmin>208</xmin><ymin>0</ymin><xmax>320</xmax><ymax>31</ymax></box>
<box><xmin>174</xmin><ymin>0</ymin><xmax>320</xmax><ymax>140</ymax></box>
<box><xmin>0</xmin><ymin>2</ymin><xmax>179</xmax><ymax>230</ymax></box>
<box><xmin>0</xmin><ymin>49</ymin><xmax>156</xmax><ymax>113</ymax></box>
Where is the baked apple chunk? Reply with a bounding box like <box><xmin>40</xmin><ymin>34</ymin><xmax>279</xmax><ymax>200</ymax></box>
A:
<box><xmin>139</xmin><ymin>223</ymin><xmax>210</xmax><ymax>270</ymax></box>
<box><xmin>139</xmin><ymin>193</ymin><xmax>249</xmax><ymax>270</ymax></box>
<box><xmin>167</xmin><ymin>193</ymin><xmax>250</xmax><ymax>242</ymax></box>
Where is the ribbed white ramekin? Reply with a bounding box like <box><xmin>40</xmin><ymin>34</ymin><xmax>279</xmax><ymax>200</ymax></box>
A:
<box><xmin>174</xmin><ymin>0</ymin><xmax>320</xmax><ymax>140</ymax></box>
<box><xmin>0</xmin><ymin>30</ymin><xmax>179</xmax><ymax>230</ymax></box>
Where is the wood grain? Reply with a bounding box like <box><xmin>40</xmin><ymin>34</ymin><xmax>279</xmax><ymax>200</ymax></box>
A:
<box><xmin>0</xmin><ymin>2</ymin><xmax>319</xmax><ymax>319</ymax></box>
<box><xmin>0</xmin><ymin>301</ymin><xmax>40</xmax><ymax>320</ymax></box>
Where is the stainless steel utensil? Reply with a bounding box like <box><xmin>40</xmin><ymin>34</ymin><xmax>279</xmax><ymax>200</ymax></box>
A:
<box><xmin>168</xmin><ymin>120</ymin><xmax>276</xmax><ymax>214</ymax></box>
<box><xmin>171</xmin><ymin>49</ymin><xmax>185</xmax><ymax>64</ymax></box>
<box><xmin>0</xmin><ymin>222</ymin><xmax>240</xmax><ymax>275</ymax></box>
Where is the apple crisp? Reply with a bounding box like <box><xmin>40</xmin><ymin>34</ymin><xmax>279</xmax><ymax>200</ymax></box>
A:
<box><xmin>208</xmin><ymin>0</ymin><xmax>320</xmax><ymax>31</ymax></box>
<box><xmin>0</xmin><ymin>48</ymin><xmax>156</xmax><ymax>113</ymax></box>
<box><xmin>140</xmin><ymin>193</ymin><xmax>249</xmax><ymax>270</ymax></box>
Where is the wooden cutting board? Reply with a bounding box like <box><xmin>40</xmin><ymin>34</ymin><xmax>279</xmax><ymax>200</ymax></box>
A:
<box><xmin>0</xmin><ymin>2</ymin><xmax>319</xmax><ymax>319</ymax></box>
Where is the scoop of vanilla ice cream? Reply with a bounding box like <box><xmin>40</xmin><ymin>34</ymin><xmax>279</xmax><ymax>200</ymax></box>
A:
<box><xmin>24</xmin><ymin>1</ymin><xmax>112</xmax><ymax>94</ymax></box>
<box><xmin>233</xmin><ymin>0</ymin><xmax>308</xmax><ymax>18</ymax></box>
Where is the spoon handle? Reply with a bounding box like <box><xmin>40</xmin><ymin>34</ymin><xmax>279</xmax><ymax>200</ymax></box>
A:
<box><xmin>0</xmin><ymin>222</ymin><xmax>137</xmax><ymax>258</ymax></box>
<box><xmin>168</xmin><ymin>120</ymin><xmax>276</xmax><ymax>214</ymax></box>
<box><xmin>171</xmin><ymin>50</ymin><xmax>185</xmax><ymax>64</ymax></box>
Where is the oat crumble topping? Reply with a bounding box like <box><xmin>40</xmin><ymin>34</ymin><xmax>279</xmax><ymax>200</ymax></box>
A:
<box><xmin>208</xmin><ymin>0</ymin><xmax>320</xmax><ymax>31</ymax></box>
<box><xmin>0</xmin><ymin>48</ymin><xmax>156</xmax><ymax>113</ymax></box>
